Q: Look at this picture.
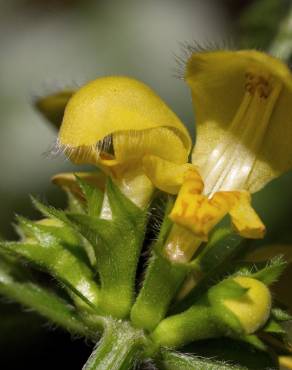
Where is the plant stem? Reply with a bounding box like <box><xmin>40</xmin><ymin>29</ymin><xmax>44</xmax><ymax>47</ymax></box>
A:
<box><xmin>131</xmin><ymin>250</ymin><xmax>189</xmax><ymax>332</ymax></box>
<box><xmin>82</xmin><ymin>318</ymin><xmax>147</xmax><ymax>370</ymax></box>
<box><xmin>151</xmin><ymin>305</ymin><xmax>219</xmax><ymax>349</ymax></box>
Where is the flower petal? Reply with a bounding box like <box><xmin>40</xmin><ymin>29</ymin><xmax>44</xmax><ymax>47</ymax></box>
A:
<box><xmin>170</xmin><ymin>191</ymin><xmax>231</xmax><ymax>240</ymax></box>
<box><xmin>113</xmin><ymin>127</ymin><xmax>187</xmax><ymax>165</ymax></box>
<box><xmin>59</xmin><ymin>76</ymin><xmax>191</xmax><ymax>165</ymax></box>
<box><xmin>170</xmin><ymin>169</ymin><xmax>264</xmax><ymax>239</ymax></box>
<box><xmin>142</xmin><ymin>155</ymin><xmax>197</xmax><ymax>194</ymax></box>
<box><xmin>186</xmin><ymin>50</ymin><xmax>292</xmax><ymax>193</ymax></box>
<box><xmin>229</xmin><ymin>191</ymin><xmax>265</xmax><ymax>239</ymax></box>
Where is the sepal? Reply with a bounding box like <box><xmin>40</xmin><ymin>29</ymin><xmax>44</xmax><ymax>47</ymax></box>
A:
<box><xmin>66</xmin><ymin>178</ymin><xmax>148</xmax><ymax>318</ymax></box>
<box><xmin>0</xmin><ymin>249</ymin><xmax>94</xmax><ymax>337</ymax></box>
<box><xmin>31</xmin><ymin>197</ymin><xmax>97</xmax><ymax>267</ymax></box>
<box><xmin>263</xmin><ymin>319</ymin><xmax>286</xmax><ymax>335</ymax></box>
<box><xmin>209</xmin><ymin>276</ymin><xmax>272</xmax><ymax>336</ymax></box>
<box><xmin>272</xmin><ymin>308</ymin><xmax>292</xmax><ymax>322</ymax></box>
<box><xmin>0</xmin><ymin>236</ymin><xmax>100</xmax><ymax>310</ymax></box>
<box><xmin>75</xmin><ymin>175</ymin><xmax>104</xmax><ymax>217</ymax></box>
<box><xmin>237</xmin><ymin>255</ymin><xmax>287</xmax><ymax>285</ymax></box>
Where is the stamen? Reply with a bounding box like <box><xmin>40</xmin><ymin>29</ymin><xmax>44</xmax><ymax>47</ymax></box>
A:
<box><xmin>201</xmin><ymin>71</ymin><xmax>283</xmax><ymax>195</ymax></box>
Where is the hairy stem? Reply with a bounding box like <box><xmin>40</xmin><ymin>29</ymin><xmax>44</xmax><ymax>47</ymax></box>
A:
<box><xmin>82</xmin><ymin>318</ymin><xmax>147</xmax><ymax>370</ymax></box>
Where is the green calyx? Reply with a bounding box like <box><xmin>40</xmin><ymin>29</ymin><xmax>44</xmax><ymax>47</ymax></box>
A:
<box><xmin>0</xmin><ymin>172</ymin><xmax>288</xmax><ymax>370</ymax></box>
<box><xmin>67</xmin><ymin>177</ymin><xmax>148</xmax><ymax>318</ymax></box>
<box><xmin>150</xmin><ymin>277</ymin><xmax>270</xmax><ymax>349</ymax></box>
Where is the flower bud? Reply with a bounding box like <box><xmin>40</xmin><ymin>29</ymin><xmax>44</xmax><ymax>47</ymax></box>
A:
<box><xmin>221</xmin><ymin>276</ymin><xmax>271</xmax><ymax>335</ymax></box>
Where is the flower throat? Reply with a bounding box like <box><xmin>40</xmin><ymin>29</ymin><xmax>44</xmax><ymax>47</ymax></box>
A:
<box><xmin>201</xmin><ymin>70</ymin><xmax>283</xmax><ymax>195</ymax></box>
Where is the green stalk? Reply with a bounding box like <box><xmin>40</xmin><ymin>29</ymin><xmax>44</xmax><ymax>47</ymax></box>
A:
<box><xmin>131</xmin><ymin>198</ymin><xmax>190</xmax><ymax>332</ymax></box>
<box><xmin>151</xmin><ymin>305</ymin><xmax>220</xmax><ymax>349</ymax></box>
<box><xmin>82</xmin><ymin>318</ymin><xmax>147</xmax><ymax>370</ymax></box>
<box><xmin>131</xmin><ymin>250</ymin><xmax>189</xmax><ymax>332</ymax></box>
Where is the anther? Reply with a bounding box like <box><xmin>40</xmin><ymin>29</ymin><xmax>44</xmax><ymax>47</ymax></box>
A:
<box><xmin>244</xmin><ymin>72</ymin><xmax>271</xmax><ymax>99</ymax></box>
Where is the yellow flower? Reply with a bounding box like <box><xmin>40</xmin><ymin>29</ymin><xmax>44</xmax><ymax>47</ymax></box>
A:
<box><xmin>169</xmin><ymin>168</ymin><xmax>265</xmax><ymax>241</ymax></box>
<box><xmin>165</xmin><ymin>50</ymin><xmax>292</xmax><ymax>261</ymax></box>
<box><xmin>57</xmin><ymin>76</ymin><xmax>191</xmax><ymax>208</ymax></box>
<box><xmin>187</xmin><ymin>50</ymin><xmax>292</xmax><ymax>194</ymax></box>
<box><xmin>36</xmin><ymin>52</ymin><xmax>291</xmax><ymax>262</ymax></box>
<box><xmin>165</xmin><ymin>165</ymin><xmax>265</xmax><ymax>262</ymax></box>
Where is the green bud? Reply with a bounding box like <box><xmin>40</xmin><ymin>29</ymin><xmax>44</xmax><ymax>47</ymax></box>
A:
<box><xmin>209</xmin><ymin>276</ymin><xmax>272</xmax><ymax>335</ymax></box>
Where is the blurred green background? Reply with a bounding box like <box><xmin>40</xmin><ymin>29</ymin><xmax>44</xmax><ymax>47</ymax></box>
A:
<box><xmin>0</xmin><ymin>0</ymin><xmax>292</xmax><ymax>368</ymax></box>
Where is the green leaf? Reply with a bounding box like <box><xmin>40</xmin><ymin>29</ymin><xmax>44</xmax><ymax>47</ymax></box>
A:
<box><xmin>67</xmin><ymin>179</ymin><xmax>148</xmax><ymax>318</ymax></box>
<box><xmin>34</xmin><ymin>90</ymin><xmax>74</xmax><ymax>128</ymax></box>
<box><xmin>65</xmin><ymin>189</ymin><xmax>86</xmax><ymax>213</ymax></box>
<box><xmin>0</xmin><ymin>235</ymin><xmax>100</xmax><ymax>310</ymax></box>
<box><xmin>209</xmin><ymin>279</ymin><xmax>249</xmax><ymax>301</ymax></box>
<box><xmin>250</xmin><ymin>255</ymin><xmax>287</xmax><ymax>285</ymax></box>
<box><xmin>272</xmin><ymin>307</ymin><xmax>292</xmax><ymax>322</ymax></box>
<box><xmin>263</xmin><ymin>319</ymin><xmax>286</xmax><ymax>335</ymax></box>
<box><xmin>75</xmin><ymin>175</ymin><xmax>104</xmax><ymax>217</ymax></box>
<box><xmin>17</xmin><ymin>215</ymin><xmax>89</xmax><ymax>264</ymax></box>
<box><xmin>0</xmin><ymin>253</ymin><xmax>93</xmax><ymax>337</ymax></box>
<box><xmin>31</xmin><ymin>197</ymin><xmax>96</xmax><ymax>266</ymax></box>
<box><xmin>106</xmin><ymin>177</ymin><xmax>145</xmax><ymax>223</ymax></box>
<box><xmin>31</xmin><ymin>196</ymin><xmax>70</xmax><ymax>224</ymax></box>
<box><xmin>67</xmin><ymin>213</ymin><xmax>143</xmax><ymax>318</ymax></box>
<box><xmin>240</xmin><ymin>335</ymin><xmax>267</xmax><ymax>352</ymax></box>
<box><xmin>158</xmin><ymin>350</ymin><xmax>248</xmax><ymax>370</ymax></box>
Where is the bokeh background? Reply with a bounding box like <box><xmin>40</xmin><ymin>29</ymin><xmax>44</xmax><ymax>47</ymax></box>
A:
<box><xmin>0</xmin><ymin>0</ymin><xmax>292</xmax><ymax>369</ymax></box>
